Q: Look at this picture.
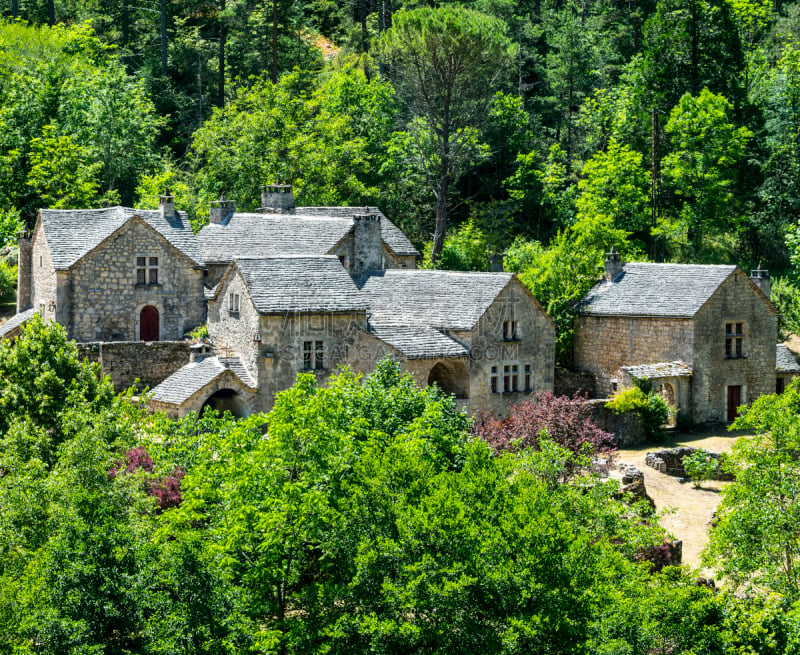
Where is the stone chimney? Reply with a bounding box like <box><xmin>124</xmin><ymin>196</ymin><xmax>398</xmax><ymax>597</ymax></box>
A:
<box><xmin>16</xmin><ymin>228</ymin><xmax>32</xmax><ymax>312</ymax></box>
<box><xmin>750</xmin><ymin>264</ymin><xmax>771</xmax><ymax>298</ymax></box>
<box><xmin>159</xmin><ymin>187</ymin><xmax>175</xmax><ymax>219</ymax></box>
<box><xmin>352</xmin><ymin>213</ymin><xmax>383</xmax><ymax>275</ymax></box>
<box><xmin>210</xmin><ymin>195</ymin><xmax>236</xmax><ymax>224</ymax></box>
<box><xmin>260</xmin><ymin>183</ymin><xmax>295</xmax><ymax>213</ymax></box>
<box><xmin>604</xmin><ymin>246</ymin><xmax>623</xmax><ymax>283</ymax></box>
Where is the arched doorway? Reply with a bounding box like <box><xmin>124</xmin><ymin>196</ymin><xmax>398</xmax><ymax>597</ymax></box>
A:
<box><xmin>140</xmin><ymin>306</ymin><xmax>159</xmax><ymax>341</ymax></box>
<box><xmin>427</xmin><ymin>361</ymin><xmax>470</xmax><ymax>399</ymax></box>
<box><xmin>201</xmin><ymin>388</ymin><xmax>249</xmax><ymax>418</ymax></box>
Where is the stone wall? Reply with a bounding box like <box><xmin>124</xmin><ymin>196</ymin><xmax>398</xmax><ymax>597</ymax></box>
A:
<box><xmin>16</xmin><ymin>236</ymin><xmax>31</xmax><ymax>312</ymax></box>
<box><xmin>67</xmin><ymin>218</ymin><xmax>205</xmax><ymax>342</ymax></box>
<box><xmin>30</xmin><ymin>220</ymin><xmax>58</xmax><ymax>323</ymax></box>
<box><xmin>78</xmin><ymin>340</ymin><xmax>193</xmax><ymax>392</ymax></box>
<box><xmin>692</xmin><ymin>272</ymin><xmax>777</xmax><ymax>423</ymax></box>
<box><xmin>554</xmin><ymin>366</ymin><xmax>597</xmax><ymax>397</ymax></box>
<box><xmin>645</xmin><ymin>446</ymin><xmax>733</xmax><ymax>480</ymax></box>
<box><xmin>467</xmin><ymin>279</ymin><xmax>556</xmax><ymax>417</ymax></box>
<box><xmin>588</xmin><ymin>399</ymin><xmax>646</xmax><ymax>447</ymax></box>
<box><xmin>574</xmin><ymin>315</ymin><xmax>694</xmax><ymax>396</ymax></box>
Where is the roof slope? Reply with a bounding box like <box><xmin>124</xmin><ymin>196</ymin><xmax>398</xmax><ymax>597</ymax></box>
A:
<box><xmin>298</xmin><ymin>207</ymin><xmax>419</xmax><ymax>256</ymax></box>
<box><xmin>369</xmin><ymin>325</ymin><xmax>469</xmax><ymax>359</ymax></box>
<box><xmin>40</xmin><ymin>207</ymin><xmax>202</xmax><ymax>269</ymax></box>
<box><xmin>197</xmin><ymin>214</ymin><xmax>353</xmax><ymax>264</ymax></box>
<box><xmin>359</xmin><ymin>269</ymin><xmax>513</xmax><ymax>330</ymax></box>
<box><xmin>235</xmin><ymin>256</ymin><xmax>367</xmax><ymax>314</ymax></box>
<box><xmin>578</xmin><ymin>263</ymin><xmax>737</xmax><ymax>318</ymax></box>
<box><xmin>0</xmin><ymin>308</ymin><xmax>36</xmax><ymax>340</ymax></box>
<box><xmin>621</xmin><ymin>361</ymin><xmax>693</xmax><ymax>378</ymax></box>
<box><xmin>149</xmin><ymin>356</ymin><xmax>255</xmax><ymax>406</ymax></box>
<box><xmin>777</xmin><ymin>344</ymin><xmax>800</xmax><ymax>373</ymax></box>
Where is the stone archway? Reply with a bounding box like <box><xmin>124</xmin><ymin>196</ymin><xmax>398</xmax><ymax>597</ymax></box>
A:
<box><xmin>427</xmin><ymin>361</ymin><xmax>470</xmax><ymax>399</ymax></box>
<box><xmin>140</xmin><ymin>305</ymin><xmax>159</xmax><ymax>341</ymax></box>
<box><xmin>201</xmin><ymin>388</ymin><xmax>250</xmax><ymax>418</ymax></box>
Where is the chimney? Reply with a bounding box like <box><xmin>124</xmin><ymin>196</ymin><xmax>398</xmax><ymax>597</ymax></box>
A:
<box><xmin>159</xmin><ymin>187</ymin><xmax>175</xmax><ymax>219</ymax></box>
<box><xmin>352</xmin><ymin>213</ymin><xmax>383</xmax><ymax>275</ymax></box>
<box><xmin>210</xmin><ymin>195</ymin><xmax>235</xmax><ymax>224</ymax></box>
<box><xmin>16</xmin><ymin>228</ymin><xmax>32</xmax><ymax>312</ymax></box>
<box><xmin>750</xmin><ymin>264</ymin><xmax>771</xmax><ymax>298</ymax></box>
<box><xmin>260</xmin><ymin>183</ymin><xmax>295</xmax><ymax>213</ymax></box>
<box><xmin>604</xmin><ymin>246</ymin><xmax>623</xmax><ymax>283</ymax></box>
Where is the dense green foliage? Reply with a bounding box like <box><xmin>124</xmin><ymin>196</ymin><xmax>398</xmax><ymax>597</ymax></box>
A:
<box><xmin>606</xmin><ymin>385</ymin><xmax>672</xmax><ymax>440</ymax></box>
<box><xmin>707</xmin><ymin>379</ymin><xmax>800</xmax><ymax>598</ymax></box>
<box><xmin>2</xmin><ymin>0</ymin><xmax>800</xmax><ymax>279</ymax></box>
<box><xmin>5</xmin><ymin>321</ymin><xmax>800</xmax><ymax>652</ymax></box>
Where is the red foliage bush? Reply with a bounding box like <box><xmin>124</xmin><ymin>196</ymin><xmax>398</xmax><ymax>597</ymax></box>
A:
<box><xmin>473</xmin><ymin>392</ymin><xmax>616</xmax><ymax>460</ymax></box>
<box><xmin>109</xmin><ymin>447</ymin><xmax>184</xmax><ymax>511</ymax></box>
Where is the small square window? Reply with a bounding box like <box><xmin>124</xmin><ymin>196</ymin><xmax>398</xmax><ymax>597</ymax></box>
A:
<box><xmin>228</xmin><ymin>292</ymin><xmax>240</xmax><ymax>313</ymax></box>
<box><xmin>725</xmin><ymin>322</ymin><xmax>745</xmax><ymax>359</ymax></box>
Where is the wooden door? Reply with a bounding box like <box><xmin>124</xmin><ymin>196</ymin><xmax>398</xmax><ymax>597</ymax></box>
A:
<box><xmin>727</xmin><ymin>385</ymin><xmax>741</xmax><ymax>423</ymax></box>
<box><xmin>140</xmin><ymin>306</ymin><xmax>159</xmax><ymax>341</ymax></box>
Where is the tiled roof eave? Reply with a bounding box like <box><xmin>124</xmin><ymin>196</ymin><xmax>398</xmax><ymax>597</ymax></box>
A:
<box><xmin>579</xmin><ymin>310</ymin><xmax>696</xmax><ymax>319</ymax></box>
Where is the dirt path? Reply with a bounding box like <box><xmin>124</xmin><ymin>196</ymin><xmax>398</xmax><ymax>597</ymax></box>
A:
<box><xmin>613</xmin><ymin>429</ymin><xmax>747</xmax><ymax>571</ymax></box>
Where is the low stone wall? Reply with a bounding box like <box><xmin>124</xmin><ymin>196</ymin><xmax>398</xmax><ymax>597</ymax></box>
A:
<box><xmin>615</xmin><ymin>463</ymin><xmax>655</xmax><ymax>513</ymax></box>
<box><xmin>588</xmin><ymin>399</ymin><xmax>646</xmax><ymax>448</ymax></box>
<box><xmin>554</xmin><ymin>366</ymin><xmax>597</xmax><ymax>398</ymax></box>
<box><xmin>645</xmin><ymin>446</ymin><xmax>733</xmax><ymax>481</ymax></box>
<box><xmin>78</xmin><ymin>341</ymin><xmax>193</xmax><ymax>392</ymax></box>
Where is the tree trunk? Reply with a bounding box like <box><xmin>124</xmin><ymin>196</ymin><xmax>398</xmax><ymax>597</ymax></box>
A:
<box><xmin>121</xmin><ymin>0</ymin><xmax>129</xmax><ymax>50</ymax></box>
<box><xmin>11</xmin><ymin>0</ymin><xmax>18</xmax><ymax>19</ymax></box>
<box><xmin>47</xmin><ymin>0</ymin><xmax>54</xmax><ymax>24</ymax></box>
<box><xmin>431</xmin><ymin>119</ymin><xmax>451</xmax><ymax>265</ymax></box>
<box><xmin>160</xmin><ymin>0</ymin><xmax>168</xmax><ymax>75</ymax></box>
<box><xmin>219</xmin><ymin>0</ymin><xmax>226</xmax><ymax>107</ymax></box>
<box><xmin>271</xmin><ymin>0</ymin><xmax>278</xmax><ymax>83</ymax></box>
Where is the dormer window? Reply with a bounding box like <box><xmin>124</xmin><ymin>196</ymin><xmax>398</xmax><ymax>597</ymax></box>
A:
<box><xmin>136</xmin><ymin>256</ymin><xmax>159</xmax><ymax>285</ymax></box>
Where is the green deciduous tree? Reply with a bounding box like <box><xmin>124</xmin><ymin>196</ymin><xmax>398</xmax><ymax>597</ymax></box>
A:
<box><xmin>706</xmin><ymin>379</ymin><xmax>800</xmax><ymax>597</ymax></box>
<box><xmin>379</xmin><ymin>5</ymin><xmax>514</xmax><ymax>264</ymax></box>
<box><xmin>662</xmin><ymin>89</ymin><xmax>752</xmax><ymax>260</ymax></box>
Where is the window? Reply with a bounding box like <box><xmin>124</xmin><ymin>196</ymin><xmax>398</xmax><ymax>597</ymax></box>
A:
<box><xmin>490</xmin><ymin>365</ymin><xmax>499</xmax><ymax>393</ymax></box>
<box><xmin>503</xmin><ymin>320</ymin><xmax>519</xmax><ymax>341</ymax></box>
<box><xmin>228</xmin><ymin>292</ymin><xmax>240</xmax><ymax>313</ymax></box>
<box><xmin>136</xmin><ymin>256</ymin><xmax>159</xmax><ymax>285</ymax></box>
<box><xmin>524</xmin><ymin>364</ymin><xmax>532</xmax><ymax>392</ymax></box>
<box><xmin>503</xmin><ymin>363</ymin><xmax>519</xmax><ymax>393</ymax></box>
<box><xmin>725</xmin><ymin>322</ymin><xmax>744</xmax><ymax>358</ymax></box>
<box><xmin>303</xmin><ymin>340</ymin><xmax>325</xmax><ymax>370</ymax></box>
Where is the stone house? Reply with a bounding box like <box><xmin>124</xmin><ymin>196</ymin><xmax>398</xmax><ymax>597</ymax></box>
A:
<box><xmin>574</xmin><ymin>250</ymin><xmax>781</xmax><ymax>424</ymax></box>
<box><xmin>9</xmin><ymin>185</ymin><xmax>555</xmax><ymax>418</ymax></box>
<box><xmin>16</xmin><ymin>195</ymin><xmax>205</xmax><ymax>342</ymax></box>
<box><xmin>151</xmin><ymin>256</ymin><xmax>556</xmax><ymax>417</ymax></box>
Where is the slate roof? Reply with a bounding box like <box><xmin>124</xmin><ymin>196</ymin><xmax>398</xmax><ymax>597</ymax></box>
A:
<box><xmin>149</xmin><ymin>356</ymin><xmax>255</xmax><ymax>406</ymax></box>
<box><xmin>197</xmin><ymin>214</ymin><xmax>353</xmax><ymax>264</ymax></box>
<box><xmin>359</xmin><ymin>270</ymin><xmax>513</xmax><ymax>330</ymax></box>
<box><xmin>299</xmin><ymin>207</ymin><xmax>419</xmax><ymax>256</ymax></box>
<box><xmin>578</xmin><ymin>263</ymin><xmax>738</xmax><ymax>317</ymax></box>
<box><xmin>0</xmin><ymin>308</ymin><xmax>36</xmax><ymax>340</ymax></box>
<box><xmin>39</xmin><ymin>207</ymin><xmax>202</xmax><ymax>269</ymax></box>
<box><xmin>621</xmin><ymin>361</ymin><xmax>693</xmax><ymax>378</ymax></box>
<box><xmin>234</xmin><ymin>256</ymin><xmax>367</xmax><ymax>314</ymax></box>
<box><xmin>777</xmin><ymin>344</ymin><xmax>800</xmax><ymax>373</ymax></box>
<box><xmin>196</xmin><ymin>209</ymin><xmax>419</xmax><ymax>264</ymax></box>
<box><xmin>369</xmin><ymin>325</ymin><xmax>469</xmax><ymax>359</ymax></box>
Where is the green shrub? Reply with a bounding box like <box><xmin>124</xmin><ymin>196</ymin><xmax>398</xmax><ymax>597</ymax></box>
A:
<box><xmin>422</xmin><ymin>219</ymin><xmax>490</xmax><ymax>271</ymax></box>
<box><xmin>0</xmin><ymin>260</ymin><xmax>16</xmax><ymax>304</ymax></box>
<box><xmin>607</xmin><ymin>386</ymin><xmax>672</xmax><ymax>441</ymax></box>
<box><xmin>683</xmin><ymin>449</ymin><xmax>720</xmax><ymax>488</ymax></box>
<box><xmin>0</xmin><ymin>208</ymin><xmax>23</xmax><ymax>249</ymax></box>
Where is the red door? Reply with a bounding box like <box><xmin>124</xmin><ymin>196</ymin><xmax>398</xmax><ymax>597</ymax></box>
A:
<box><xmin>727</xmin><ymin>385</ymin><xmax>741</xmax><ymax>423</ymax></box>
<box><xmin>140</xmin><ymin>306</ymin><xmax>159</xmax><ymax>341</ymax></box>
